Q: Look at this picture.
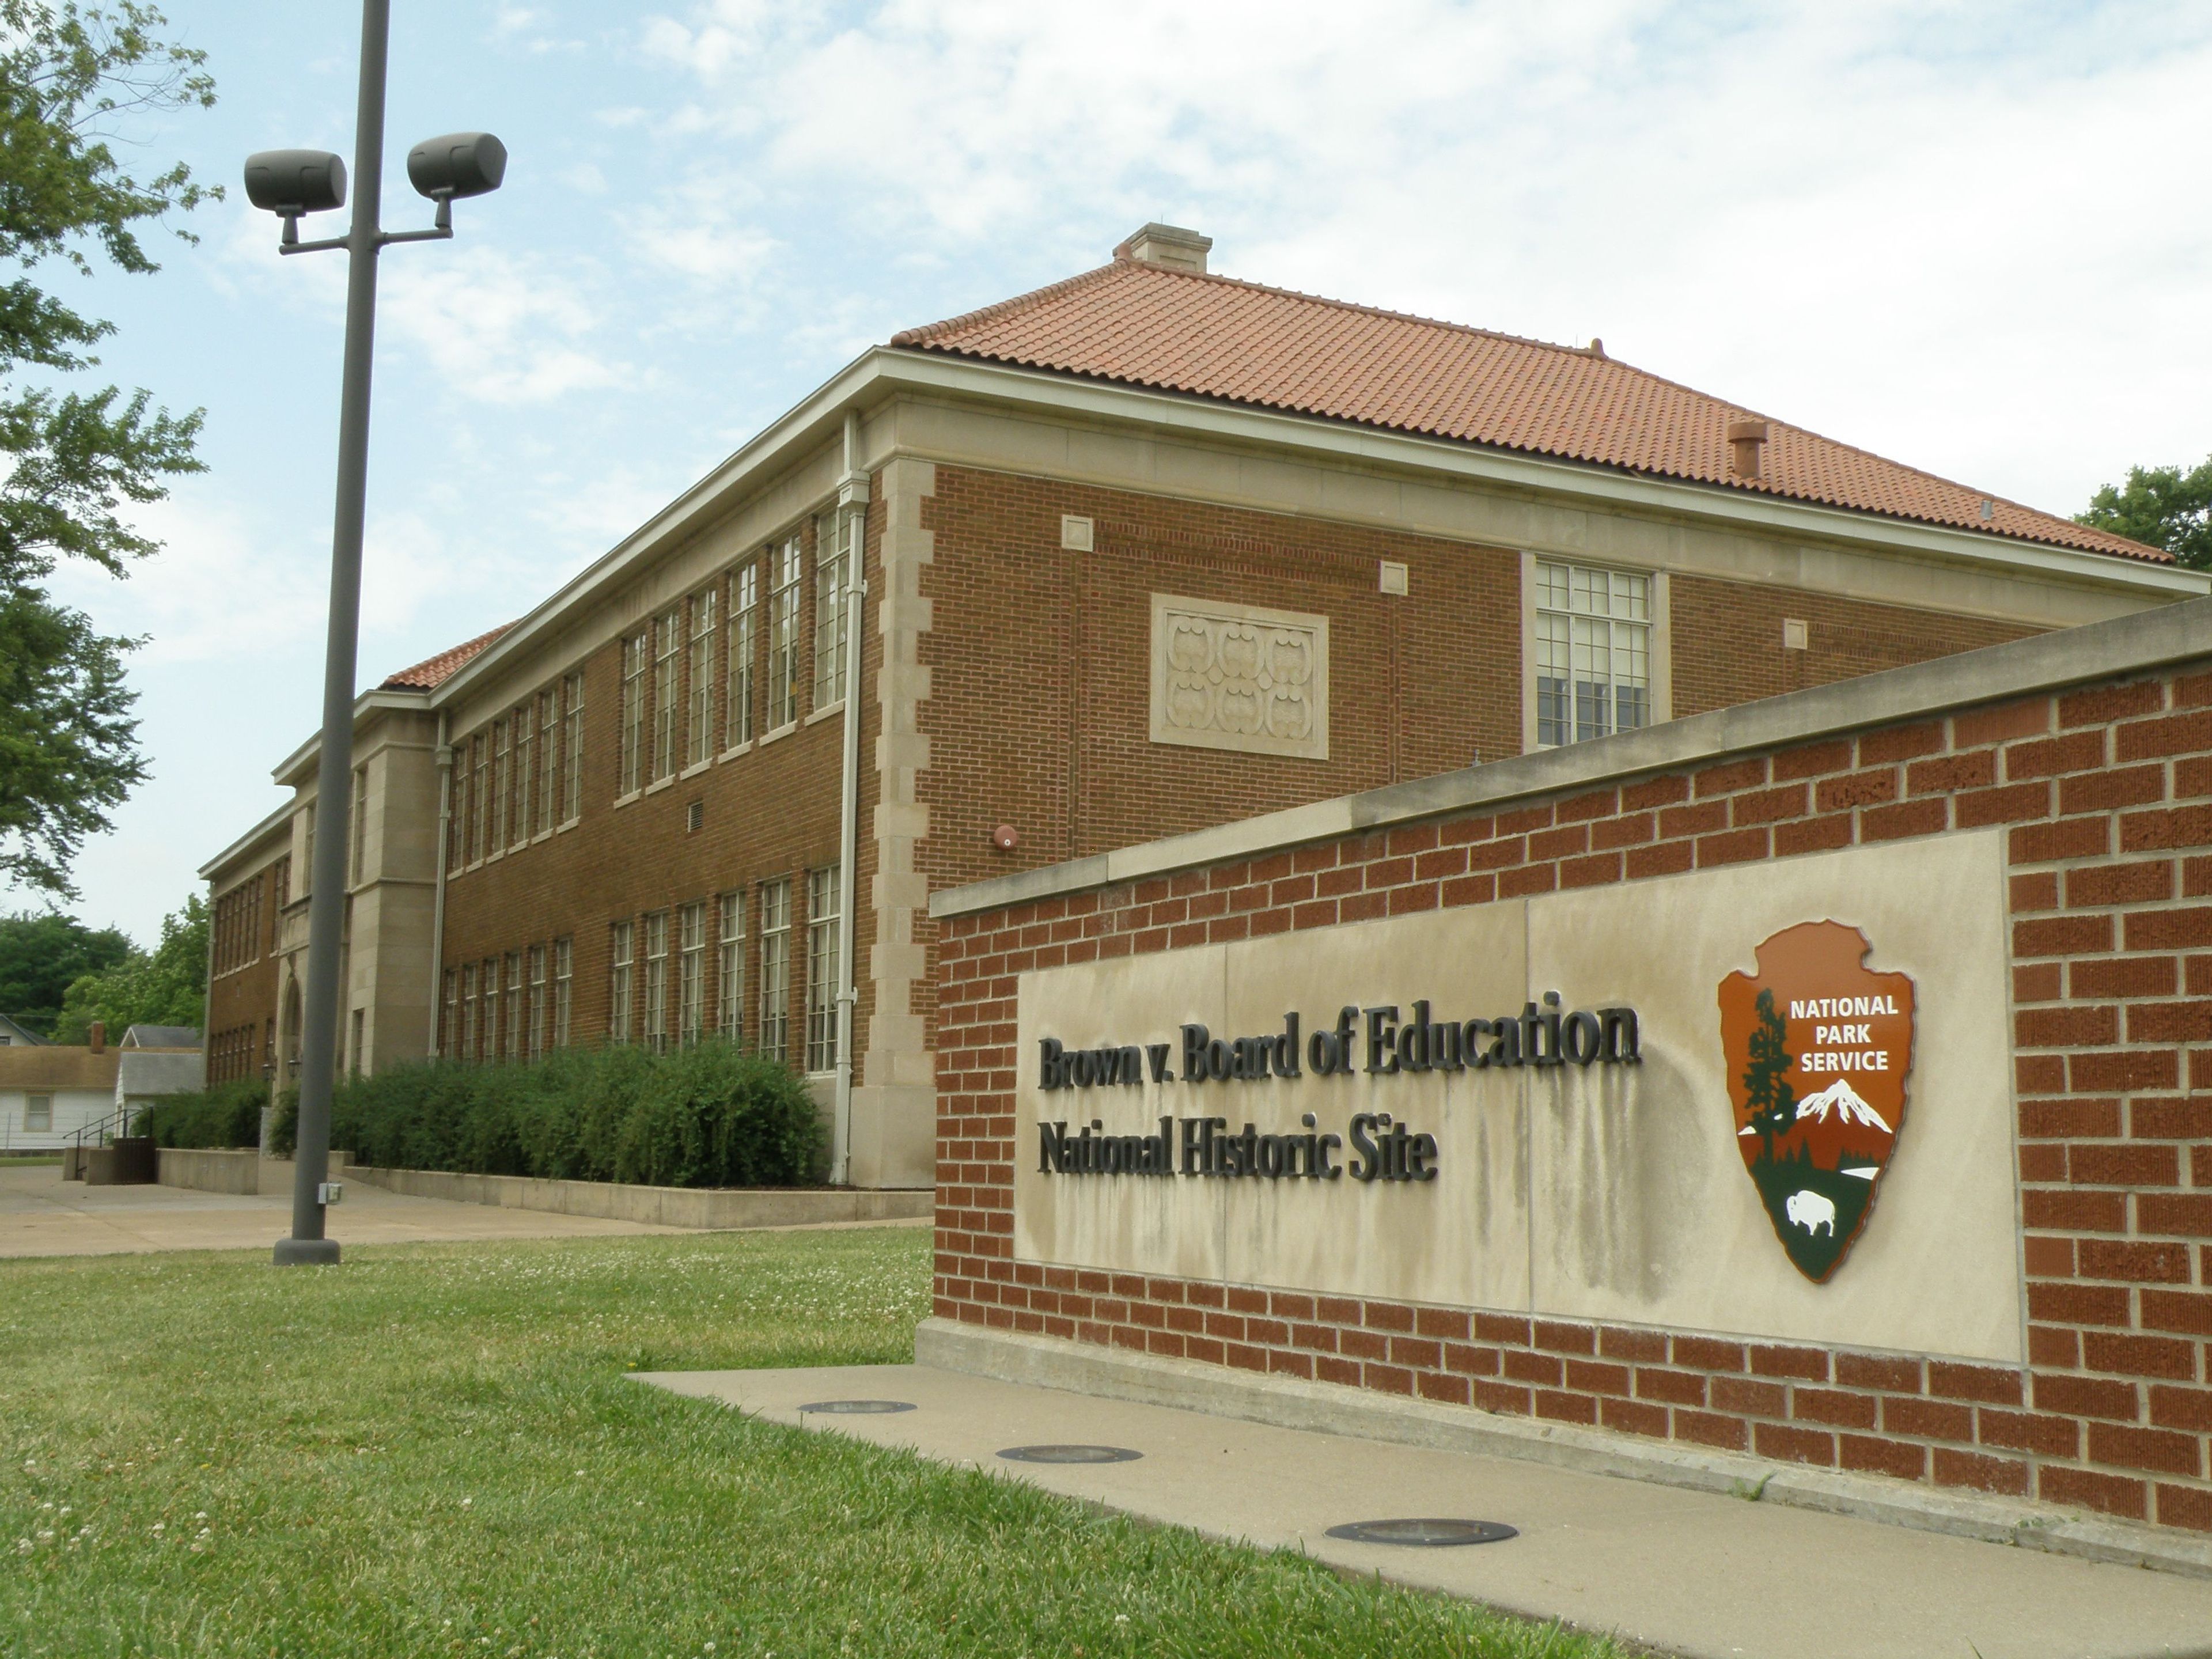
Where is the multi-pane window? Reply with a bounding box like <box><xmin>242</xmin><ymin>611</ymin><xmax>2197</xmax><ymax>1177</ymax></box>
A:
<box><xmin>805</xmin><ymin>863</ymin><xmax>842</xmax><ymax>1074</ymax></box>
<box><xmin>462</xmin><ymin>961</ymin><xmax>479</xmax><ymax>1059</ymax></box>
<box><xmin>608</xmin><ymin>921</ymin><xmax>634</xmax><ymax>1043</ymax></box>
<box><xmin>813</xmin><ymin>511</ymin><xmax>848</xmax><ymax>708</ymax></box>
<box><xmin>726</xmin><ymin>563</ymin><xmax>757</xmax><ymax>749</ymax></box>
<box><xmin>758</xmin><ymin>878</ymin><xmax>791</xmax><ymax>1063</ymax></box>
<box><xmin>642</xmin><ymin>910</ymin><xmax>670</xmax><ymax>1052</ymax></box>
<box><xmin>554</xmin><ymin>937</ymin><xmax>573</xmax><ymax>1047</ymax></box>
<box><xmin>491</xmin><ymin>718</ymin><xmax>510</xmax><ymax>852</ymax></box>
<box><xmin>505</xmin><ymin>950</ymin><xmax>523</xmax><ymax>1058</ymax></box>
<box><xmin>717</xmin><ymin>891</ymin><xmax>745</xmax><ymax>1040</ymax></box>
<box><xmin>619</xmin><ymin>629</ymin><xmax>649</xmax><ymax>796</ymax></box>
<box><xmin>527</xmin><ymin>945</ymin><xmax>547</xmax><ymax>1060</ymax></box>
<box><xmin>678</xmin><ymin>900</ymin><xmax>707</xmax><ymax>1046</ymax></box>
<box><xmin>26</xmin><ymin>1093</ymin><xmax>51</xmax><ymax>1132</ymax></box>
<box><xmin>442</xmin><ymin>970</ymin><xmax>459</xmax><ymax>1058</ymax></box>
<box><xmin>481</xmin><ymin>957</ymin><xmax>500</xmax><ymax>1060</ymax></box>
<box><xmin>302</xmin><ymin>803</ymin><xmax>316</xmax><ymax>893</ymax></box>
<box><xmin>447</xmin><ymin>751</ymin><xmax>466</xmax><ymax>870</ymax></box>
<box><xmin>469</xmin><ymin>734</ymin><xmax>488</xmax><ymax>863</ymax></box>
<box><xmin>351</xmin><ymin>764</ymin><xmax>369</xmax><ymax>885</ymax></box>
<box><xmin>687</xmin><ymin>589</ymin><xmax>717</xmax><ymax>768</ymax></box>
<box><xmin>532</xmin><ymin>690</ymin><xmax>554</xmax><ymax>835</ymax></box>
<box><xmin>560</xmin><ymin>672</ymin><xmax>584</xmax><ymax>822</ymax></box>
<box><xmin>653</xmin><ymin>608</ymin><xmax>681</xmax><ymax>782</ymax></box>
<box><xmin>513</xmin><ymin>703</ymin><xmax>534</xmax><ymax>844</ymax></box>
<box><xmin>1535</xmin><ymin>560</ymin><xmax>1652</xmax><ymax>748</ymax></box>
<box><xmin>767</xmin><ymin>538</ymin><xmax>801</xmax><ymax>730</ymax></box>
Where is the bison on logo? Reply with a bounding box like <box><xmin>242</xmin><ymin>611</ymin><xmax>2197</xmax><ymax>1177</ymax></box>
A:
<box><xmin>1717</xmin><ymin>921</ymin><xmax>1915</xmax><ymax>1283</ymax></box>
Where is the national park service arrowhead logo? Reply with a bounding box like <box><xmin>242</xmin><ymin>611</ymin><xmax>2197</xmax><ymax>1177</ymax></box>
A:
<box><xmin>1718</xmin><ymin>922</ymin><xmax>1914</xmax><ymax>1283</ymax></box>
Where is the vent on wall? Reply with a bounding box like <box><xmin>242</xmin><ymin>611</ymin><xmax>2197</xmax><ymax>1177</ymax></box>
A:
<box><xmin>686</xmin><ymin>800</ymin><xmax>703</xmax><ymax>834</ymax></box>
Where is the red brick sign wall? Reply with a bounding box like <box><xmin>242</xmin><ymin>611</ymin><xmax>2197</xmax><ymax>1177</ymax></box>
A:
<box><xmin>934</xmin><ymin>663</ymin><xmax>2212</xmax><ymax>1532</ymax></box>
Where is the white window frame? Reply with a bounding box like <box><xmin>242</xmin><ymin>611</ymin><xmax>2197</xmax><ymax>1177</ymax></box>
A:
<box><xmin>766</xmin><ymin>537</ymin><xmax>801</xmax><ymax>732</ymax></box>
<box><xmin>608</xmin><ymin>921</ymin><xmax>634</xmax><ymax>1044</ymax></box>
<box><xmin>652</xmin><ymin>608</ymin><xmax>681</xmax><ymax>783</ymax></box>
<box><xmin>678</xmin><ymin>900</ymin><xmax>706</xmax><ymax>1046</ymax></box>
<box><xmin>812</xmin><ymin>510</ymin><xmax>847</xmax><ymax>710</ymax></box>
<box><xmin>717</xmin><ymin>891</ymin><xmax>745</xmax><ymax>1039</ymax></box>
<box><xmin>643</xmin><ymin>910</ymin><xmax>670</xmax><ymax>1052</ymax></box>
<box><xmin>553</xmin><ymin>937</ymin><xmax>573</xmax><ymax>1047</ymax></box>
<box><xmin>758</xmin><ymin>878</ymin><xmax>790</xmax><ymax>1064</ymax></box>
<box><xmin>1523</xmin><ymin>554</ymin><xmax>1669</xmax><ymax>752</ymax></box>
<box><xmin>619</xmin><ymin>630</ymin><xmax>648</xmax><ymax>797</ymax></box>
<box><xmin>805</xmin><ymin>863</ymin><xmax>840</xmax><ymax>1074</ymax></box>
<box><xmin>726</xmin><ymin>563</ymin><xmax>757</xmax><ymax>751</ymax></box>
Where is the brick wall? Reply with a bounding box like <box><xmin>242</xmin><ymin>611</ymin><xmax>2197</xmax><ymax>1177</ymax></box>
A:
<box><xmin>206</xmin><ymin>855</ymin><xmax>285</xmax><ymax>1086</ymax></box>
<box><xmin>934</xmin><ymin>658</ymin><xmax>2212</xmax><ymax>1533</ymax></box>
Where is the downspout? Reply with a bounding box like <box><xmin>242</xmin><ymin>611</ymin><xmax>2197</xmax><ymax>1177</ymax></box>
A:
<box><xmin>831</xmin><ymin>408</ymin><xmax>870</xmax><ymax>1186</ymax></box>
<box><xmin>428</xmin><ymin>709</ymin><xmax>452</xmax><ymax>1059</ymax></box>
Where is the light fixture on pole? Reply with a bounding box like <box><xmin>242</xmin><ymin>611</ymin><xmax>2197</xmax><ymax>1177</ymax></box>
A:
<box><xmin>245</xmin><ymin>0</ymin><xmax>505</xmax><ymax>1267</ymax></box>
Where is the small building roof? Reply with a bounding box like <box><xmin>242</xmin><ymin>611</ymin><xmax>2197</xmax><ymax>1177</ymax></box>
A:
<box><xmin>116</xmin><ymin>1048</ymin><xmax>204</xmax><ymax>1100</ymax></box>
<box><xmin>892</xmin><ymin>253</ymin><xmax>2163</xmax><ymax>564</ymax></box>
<box><xmin>381</xmin><ymin>623</ymin><xmax>515</xmax><ymax>690</ymax></box>
<box><xmin>122</xmin><ymin>1025</ymin><xmax>201</xmax><ymax>1049</ymax></box>
<box><xmin>0</xmin><ymin>1046</ymin><xmax>120</xmax><ymax>1091</ymax></box>
<box><xmin>0</xmin><ymin>1013</ymin><xmax>47</xmax><ymax>1046</ymax></box>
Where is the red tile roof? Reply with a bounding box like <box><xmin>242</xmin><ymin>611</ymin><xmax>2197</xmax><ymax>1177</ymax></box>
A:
<box><xmin>380</xmin><ymin>623</ymin><xmax>514</xmax><ymax>690</ymax></box>
<box><xmin>892</xmin><ymin>257</ymin><xmax>2164</xmax><ymax>563</ymax></box>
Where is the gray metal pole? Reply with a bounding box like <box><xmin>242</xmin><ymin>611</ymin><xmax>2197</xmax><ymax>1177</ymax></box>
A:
<box><xmin>276</xmin><ymin>0</ymin><xmax>390</xmax><ymax>1266</ymax></box>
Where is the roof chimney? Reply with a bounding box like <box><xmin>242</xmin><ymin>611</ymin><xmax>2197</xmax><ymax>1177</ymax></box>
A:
<box><xmin>1114</xmin><ymin>222</ymin><xmax>1211</xmax><ymax>274</ymax></box>
<box><xmin>1726</xmin><ymin>418</ymin><xmax>1769</xmax><ymax>481</ymax></box>
<box><xmin>88</xmin><ymin>1020</ymin><xmax>105</xmax><ymax>1054</ymax></box>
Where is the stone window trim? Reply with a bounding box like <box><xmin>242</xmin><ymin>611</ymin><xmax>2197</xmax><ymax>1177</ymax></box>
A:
<box><xmin>1148</xmin><ymin>592</ymin><xmax>1330</xmax><ymax>762</ymax></box>
<box><xmin>680</xmin><ymin>758</ymin><xmax>714</xmax><ymax>782</ymax></box>
<box><xmin>804</xmin><ymin>700</ymin><xmax>845</xmax><ymax>727</ymax></box>
<box><xmin>1519</xmin><ymin>550</ymin><xmax>1672</xmax><ymax>755</ymax></box>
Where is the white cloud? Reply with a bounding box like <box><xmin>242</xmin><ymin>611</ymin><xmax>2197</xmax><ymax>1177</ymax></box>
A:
<box><xmin>380</xmin><ymin>248</ymin><xmax>626</xmax><ymax>404</ymax></box>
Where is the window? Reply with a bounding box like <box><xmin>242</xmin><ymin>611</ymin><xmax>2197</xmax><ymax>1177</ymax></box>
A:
<box><xmin>767</xmin><ymin>537</ymin><xmax>801</xmax><ymax>730</ymax></box>
<box><xmin>504</xmin><ymin>951</ymin><xmax>523</xmax><ymax>1059</ymax></box>
<box><xmin>554</xmin><ymin>937</ymin><xmax>573</xmax><ymax>1047</ymax></box>
<box><xmin>727</xmin><ymin>563</ymin><xmax>757</xmax><ymax>749</ymax></box>
<box><xmin>717</xmin><ymin>891</ymin><xmax>745</xmax><ymax>1040</ymax></box>
<box><xmin>679</xmin><ymin>900</ymin><xmax>707</xmax><ymax>1046</ymax></box>
<box><xmin>462</xmin><ymin>962</ymin><xmax>479</xmax><ymax>1059</ymax></box>
<box><xmin>469</xmin><ymin>734</ymin><xmax>489</xmax><ymax>862</ymax></box>
<box><xmin>351</xmin><ymin>764</ymin><xmax>369</xmax><ymax>885</ymax></box>
<box><xmin>687</xmin><ymin>589</ymin><xmax>717</xmax><ymax>768</ymax></box>
<box><xmin>560</xmin><ymin>672</ymin><xmax>584</xmax><ymax>823</ymax></box>
<box><xmin>653</xmin><ymin>608</ymin><xmax>681</xmax><ymax>782</ymax></box>
<box><xmin>514</xmin><ymin>703</ymin><xmax>535</xmax><ymax>845</ymax></box>
<box><xmin>350</xmin><ymin>1008</ymin><xmax>365</xmax><ymax>1077</ymax></box>
<box><xmin>806</xmin><ymin>863</ymin><xmax>842</xmax><ymax>1074</ymax></box>
<box><xmin>608</xmin><ymin>921</ymin><xmax>634</xmax><ymax>1044</ymax></box>
<box><xmin>813</xmin><ymin>510</ymin><xmax>848</xmax><ymax>708</ymax></box>
<box><xmin>535</xmin><ymin>690</ymin><xmax>557</xmax><ymax>835</ymax></box>
<box><xmin>26</xmin><ymin>1093</ymin><xmax>52</xmax><ymax>1132</ymax></box>
<box><xmin>758</xmin><ymin>878</ymin><xmax>791</xmax><ymax>1063</ymax></box>
<box><xmin>493</xmin><ymin>718</ymin><xmax>513</xmax><ymax>852</ymax></box>
<box><xmin>302</xmin><ymin>803</ymin><xmax>316</xmax><ymax>893</ymax></box>
<box><xmin>1534</xmin><ymin>560</ymin><xmax>1652</xmax><ymax>748</ymax></box>
<box><xmin>442</xmin><ymin>969</ymin><xmax>459</xmax><ymax>1058</ymax></box>
<box><xmin>619</xmin><ymin>630</ymin><xmax>649</xmax><ymax>796</ymax></box>
<box><xmin>642</xmin><ymin>911</ymin><xmax>670</xmax><ymax>1052</ymax></box>
<box><xmin>527</xmin><ymin>944</ymin><xmax>547</xmax><ymax>1060</ymax></box>
<box><xmin>274</xmin><ymin>854</ymin><xmax>290</xmax><ymax>915</ymax></box>
<box><xmin>481</xmin><ymin>957</ymin><xmax>500</xmax><ymax>1060</ymax></box>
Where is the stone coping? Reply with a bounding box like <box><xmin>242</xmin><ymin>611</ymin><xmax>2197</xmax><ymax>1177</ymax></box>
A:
<box><xmin>346</xmin><ymin>1163</ymin><xmax>931</xmax><ymax>1230</ymax></box>
<box><xmin>931</xmin><ymin>593</ymin><xmax>2212</xmax><ymax>920</ymax></box>
<box><xmin>916</xmin><ymin>1317</ymin><xmax>2212</xmax><ymax>1581</ymax></box>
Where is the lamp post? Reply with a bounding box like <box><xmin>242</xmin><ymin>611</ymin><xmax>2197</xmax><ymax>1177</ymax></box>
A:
<box><xmin>247</xmin><ymin>0</ymin><xmax>506</xmax><ymax>1266</ymax></box>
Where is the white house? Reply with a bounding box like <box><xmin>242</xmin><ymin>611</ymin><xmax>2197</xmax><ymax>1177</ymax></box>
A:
<box><xmin>0</xmin><ymin>1040</ymin><xmax>121</xmax><ymax>1153</ymax></box>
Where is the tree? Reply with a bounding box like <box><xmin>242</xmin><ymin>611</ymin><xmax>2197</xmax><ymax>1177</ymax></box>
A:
<box><xmin>0</xmin><ymin>904</ymin><xmax>130</xmax><ymax>1033</ymax></box>
<box><xmin>52</xmin><ymin>889</ymin><xmax>202</xmax><ymax>1039</ymax></box>
<box><xmin>2076</xmin><ymin>456</ymin><xmax>2212</xmax><ymax>570</ymax></box>
<box><xmin>0</xmin><ymin>2</ymin><xmax>216</xmax><ymax>899</ymax></box>
<box><xmin>1741</xmin><ymin>987</ymin><xmax>1797</xmax><ymax>1164</ymax></box>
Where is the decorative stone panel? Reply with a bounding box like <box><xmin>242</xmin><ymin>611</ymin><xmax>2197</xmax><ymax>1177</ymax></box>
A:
<box><xmin>1149</xmin><ymin>594</ymin><xmax>1329</xmax><ymax>761</ymax></box>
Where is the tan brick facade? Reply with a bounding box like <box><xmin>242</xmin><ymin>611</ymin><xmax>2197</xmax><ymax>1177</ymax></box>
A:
<box><xmin>931</xmin><ymin>637</ymin><xmax>2212</xmax><ymax>1532</ymax></box>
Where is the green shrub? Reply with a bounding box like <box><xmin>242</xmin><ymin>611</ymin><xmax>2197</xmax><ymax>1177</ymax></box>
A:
<box><xmin>324</xmin><ymin>1041</ymin><xmax>825</xmax><ymax>1188</ymax></box>
<box><xmin>139</xmin><ymin>1078</ymin><xmax>268</xmax><ymax>1149</ymax></box>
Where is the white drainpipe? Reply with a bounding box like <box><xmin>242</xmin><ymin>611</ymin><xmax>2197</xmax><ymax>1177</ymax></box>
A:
<box><xmin>427</xmin><ymin>709</ymin><xmax>452</xmax><ymax>1059</ymax></box>
<box><xmin>831</xmin><ymin>408</ymin><xmax>870</xmax><ymax>1186</ymax></box>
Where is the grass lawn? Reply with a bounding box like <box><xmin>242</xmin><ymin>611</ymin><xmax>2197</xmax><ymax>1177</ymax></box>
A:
<box><xmin>2</xmin><ymin>1229</ymin><xmax>1622</xmax><ymax>1658</ymax></box>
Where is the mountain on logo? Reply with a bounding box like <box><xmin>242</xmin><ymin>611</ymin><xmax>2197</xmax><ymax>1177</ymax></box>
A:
<box><xmin>1794</xmin><ymin>1078</ymin><xmax>1892</xmax><ymax>1134</ymax></box>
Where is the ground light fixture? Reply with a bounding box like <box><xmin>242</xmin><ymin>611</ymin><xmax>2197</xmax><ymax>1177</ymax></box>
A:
<box><xmin>1324</xmin><ymin>1518</ymin><xmax>1518</xmax><ymax>1546</ymax></box>
<box><xmin>245</xmin><ymin>0</ymin><xmax>506</xmax><ymax>1268</ymax></box>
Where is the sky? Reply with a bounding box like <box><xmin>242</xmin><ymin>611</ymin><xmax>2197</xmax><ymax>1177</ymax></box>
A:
<box><xmin>17</xmin><ymin>0</ymin><xmax>2212</xmax><ymax>945</ymax></box>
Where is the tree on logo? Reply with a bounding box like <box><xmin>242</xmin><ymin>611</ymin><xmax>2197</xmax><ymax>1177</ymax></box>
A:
<box><xmin>1741</xmin><ymin>988</ymin><xmax>1797</xmax><ymax>1164</ymax></box>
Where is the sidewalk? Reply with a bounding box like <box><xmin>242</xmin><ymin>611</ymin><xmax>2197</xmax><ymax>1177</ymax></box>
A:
<box><xmin>0</xmin><ymin>1161</ymin><xmax>684</xmax><ymax>1256</ymax></box>
<box><xmin>640</xmin><ymin>1361</ymin><xmax>2212</xmax><ymax>1659</ymax></box>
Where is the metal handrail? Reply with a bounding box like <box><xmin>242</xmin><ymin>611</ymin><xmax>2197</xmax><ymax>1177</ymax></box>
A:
<box><xmin>67</xmin><ymin>1103</ymin><xmax>149</xmax><ymax>1152</ymax></box>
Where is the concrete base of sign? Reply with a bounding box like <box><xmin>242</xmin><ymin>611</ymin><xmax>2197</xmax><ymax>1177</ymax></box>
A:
<box><xmin>916</xmin><ymin>1317</ymin><xmax>2212</xmax><ymax>1581</ymax></box>
<box><xmin>641</xmin><ymin>1355</ymin><xmax>2212</xmax><ymax>1659</ymax></box>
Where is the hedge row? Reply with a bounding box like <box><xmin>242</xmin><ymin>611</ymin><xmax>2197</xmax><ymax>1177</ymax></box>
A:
<box><xmin>139</xmin><ymin>1079</ymin><xmax>268</xmax><ymax>1149</ymax></box>
<box><xmin>312</xmin><ymin>1042</ymin><xmax>826</xmax><ymax>1188</ymax></box>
